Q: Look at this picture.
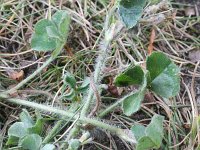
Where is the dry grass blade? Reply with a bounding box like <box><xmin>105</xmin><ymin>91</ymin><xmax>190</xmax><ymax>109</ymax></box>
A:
<box><xmin>0</xmin><ymin>0</ymin><xmax>200</xmax><ymax>149</ymax></box>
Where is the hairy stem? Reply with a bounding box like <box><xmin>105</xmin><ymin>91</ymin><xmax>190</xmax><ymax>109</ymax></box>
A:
<box><xmin>98</xmin><ymin>97</ymin><xmax>124</xmax><ymax>118</ymax></box>
<box><xmin>80</xmin><ymin>41</ymin><xmax>110</xmax><ymax>117</ymax></box>
<box><xmin>43</xmin><ymin>106</ymin><xmax>80</xmax><ymax>143</ymax></box>
<box><xmin>60</xmin><ymin>125</ymin><xmax>80</xmax><ymax>149</ymax></box>
<box><xmin>79</xmin><ymin>4</ymin><xmax>118</xmax><ymax>118</ymax></box>
<box><xmin>0</xmin><ymin>96</ymin><xmax>136</xmax><ymax>143</ymax></box>
<box><xmin>43</xmin><ymin>119</ymin><xmax>65</xmax><ymax>144</ymax></box>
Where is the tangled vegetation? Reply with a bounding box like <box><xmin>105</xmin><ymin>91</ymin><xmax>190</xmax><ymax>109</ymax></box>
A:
<box><xmin>0</xmin><ymin>0</ymin><xmax>200</xmax><ymax>149</ymax></box>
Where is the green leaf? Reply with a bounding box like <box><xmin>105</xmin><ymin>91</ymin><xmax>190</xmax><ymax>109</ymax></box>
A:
<box><xmin>122</xmin><ymin>89</ymin><xmax>146</xmax><ymax>116</ymax></box>
<box><xmin>41</xmin><ymin>144</ymin><xmax>55</xmax><ymax>150</ymax></box>
<box><xmin>114</xmin><ymin>65</ymin><xmax>144</xmax><ymax>87</ymax></box>
<box><xmin>136</xmin><ymin>136</ymin><xmax>156</xmax><ymax>150</ymax></box>
<box><xmin>145</xmin><ymin>115</ymin><xmax>164</xmax><ymax>148</ymax></box>
<box><xmin>122</xmin><ymin>73</ymin><xmax>147</xmax><ymax>116</ymax></box>
<box><xmin>77</xmin><ymin>77</ymin><xmax>90</xmax><ymax>93</ymax></box>
<box><xmin>118</xmin><ymin>0</ymin><xmax>146</xmax><ymax>28</ymax></box>
<box><xmin>147</xmin><ymin>52</ymin><xmax>180</xmax><ymax>98</ymax></box>
<box><xmin>46</xmin><ymin>26</ymin><xmax>62</xmax><ymax>39</ymax></box>
<box><xmin>147</xmin><ymin>52</ymin><xmax>171</xmax><ymax>81</ymax></box>
<box><xmin>31</xmin><ymin>19</ymin><xmax>57</xmax><ymax>51</ymax></box>
<box><xmin>28</xmin><ymin>118</ymin><xmax>44</xmax><ymax>135</ymax></box>
<box><xmin>19</xmin><ymin>134</ymin><xmax>42</xmax><ymax>150</ymax></box>
<box><xmin>135</xmin><ymin>115</ymin><xmax>164</xmax><ymax>150</ymax></box>
<box><xmin>68</xmin><ymin>139</ymin><xmax>80</xmax><ymax>150</ymax></box>
<box><xmin>131</xmin><ymin>124</ymin><xmax>146</xmax><ymax>141</ymax></box>
<box><xmin>20</xmin><ymin>109</ymin><xmax>34</xmax><ymax>127</ymax></box>
<box><xmin>52</xmin><ymin>10</ymin><xmax>71</xmax><ymax>39</ymax></box>
<box><xmin>63</xmin><ymin>71</ymin><xmax>76</xmax><ymax>89</ymax></box>
<box><xmin>28</xmin><ymin>111</ymin><xmax>44</xmax><ymax>135</ymax></box>
<box><xmin>8</xmin><ymin>122</ymin><xmax>28</xmax><ymax>138</ymax></box>
<box><xmin>63</xmin><ymin>89</ymin><xmax>76</xmax><ymax>101</ymax></box>
<box><xmin>6</xmin><ymin>136</ymin><xmax>19</xmax><ymax>146</ymax></box>
<box><xmin>31</xmin><ymin>10</ymin><xmax>71</xmax><ymax>52</ymax></box>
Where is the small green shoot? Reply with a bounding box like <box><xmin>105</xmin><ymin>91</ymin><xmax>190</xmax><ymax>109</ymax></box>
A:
<box><xmin>6</xmin><ymin>109</ymin><xmax>54</xmax><ymax>150</ymax></box>
<box><xmin>62</xmin><ymin>71</ymin><xmax>90</xmax><ymax>101</ymax></box>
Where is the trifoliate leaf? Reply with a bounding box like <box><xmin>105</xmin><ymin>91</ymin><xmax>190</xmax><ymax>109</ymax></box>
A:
<box><xmin>147</xmin><ymin>52</ymin><xmax>180</xmax><ymax>98</ymax></box>
<box><xmin>31</xmin><ymin>10</ymin><xmax>71</xmax><ymax>52</ymax></box>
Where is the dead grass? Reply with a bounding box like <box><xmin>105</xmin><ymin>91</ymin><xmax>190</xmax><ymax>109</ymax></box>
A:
<box><xmin>0</xmin><ymin>0</ymin><xmax>200</xmax><ymax>149</ymax></box>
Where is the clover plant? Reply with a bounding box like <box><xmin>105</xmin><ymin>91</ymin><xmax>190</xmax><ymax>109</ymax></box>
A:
<box><xmin>1</xmin><ymin>0</ymin><xmax>181</xmax><ymax>150</ymax></box>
